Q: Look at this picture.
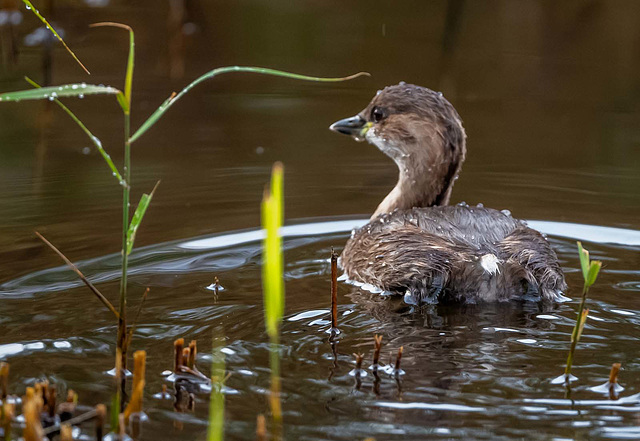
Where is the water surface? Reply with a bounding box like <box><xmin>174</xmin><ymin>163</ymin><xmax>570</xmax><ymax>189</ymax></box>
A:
<box><xmin>0</xmin><ymin>1</ymin><xmax>639</xmax><ymax>440</ymax></box>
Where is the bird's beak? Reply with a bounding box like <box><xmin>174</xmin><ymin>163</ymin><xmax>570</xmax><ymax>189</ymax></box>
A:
<box><xmin>329</xmin><ymin>115</ymin><xmax>371</xmax><ymax>141</ymax></box>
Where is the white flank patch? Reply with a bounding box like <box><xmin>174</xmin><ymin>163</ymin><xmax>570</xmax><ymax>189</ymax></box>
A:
<box><xmin>480</xmin><ymin>254</ymin><xmax>501</xmax><ymax>275</ymax></box>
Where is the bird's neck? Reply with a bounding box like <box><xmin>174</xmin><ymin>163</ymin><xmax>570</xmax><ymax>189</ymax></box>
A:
<box><xmin>372</xmin><ymin>139</ymin><xmax>465</xmax><ymax>219</ymax></box>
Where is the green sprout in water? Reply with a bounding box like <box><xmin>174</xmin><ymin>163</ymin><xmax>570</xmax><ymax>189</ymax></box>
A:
<box><xmin>261</xmin><ymin>162</ymin><xmax>285</xmax><ymax>439</ymax></box>
<box><xmin>557</xmin><ymin>241</ymin><xmax>602</xmax><ymax>386</ymax></box>
<box><xmin>207</xmin><ymin>337</ymin><xmax>226</xmax><ymax>441</ymax></box>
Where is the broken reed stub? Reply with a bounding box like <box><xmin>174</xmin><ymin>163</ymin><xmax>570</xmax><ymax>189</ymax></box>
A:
<box><xmin>589</xmin><ymin>362</ymin><xmax>625</xmax><ymax>396</ymax></box>
<box><xmin>349</xmin><ymin>353</ymin><xmax>368</xmax><ymax>378</ymax></box>
<box><xmin>372</xmin><ymin>335</ymin><xmax>383</xmax><ymax>369</ymax></box>
<box><xmin>0</xmin><ymin>362</ymin><xmax>8</xmax><ymax>399</ymax></box>
<box><xmin>188</xmin><ymin>340</ymin><xmax>197</xmax><ymax>369</ymax></box>
<box><xmin>394</xmin><ymin>346</ymin><xmax>404</xmax><ymax>373</ymax></box>
<box><xmin>256</xmin><ymin>414</ymin><xmax>267</xmax><ymax>441</ymax></box>
<box><xmin>174</xmin><ymin>338</ymin><xmax>185</xmax><ymax>371</ymax></box>
<box><xmin>330</xmin><ymin>248</ymin><xmax>339</xmax><ymax>334</ymax></box>
<box><xmin>609</xmin><ymin>362</ymin><xmax>621</xmax><ymax>384</ymax></box>
<box><xmin>95</xmin><ymin>403</ymin><xmax>106</xmax><ymax>441</ymax></box>
<box><xmin>124</xmin><ymin>349</ymin><xmax>147</xmax><ymax>423</ymax></box>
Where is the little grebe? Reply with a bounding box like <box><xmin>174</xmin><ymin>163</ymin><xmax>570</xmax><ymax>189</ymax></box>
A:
<box><xmin>330</xmin><ymin>83</ymin><xmax>567</xmax><ymax>304</ymax></box>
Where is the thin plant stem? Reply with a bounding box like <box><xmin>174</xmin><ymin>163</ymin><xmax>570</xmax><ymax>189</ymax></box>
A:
<box><xmin>35</xmin><ymin>231</ymin><xmax>119</xmax><ymax>318</ymax></box>
<box><xmin>330</xmin><ymin>248</ymin><xmax>338</xmax><ymax>332</ymax></box>
<box><xmin>269</xmin><ymin>339</ymin><xmax>282</xmax><ymax>440</ymax></box>
<box><xmin>117</xmin><ymin>110</ymin><xmax>131</xmax><ymax>382</ymax></box>
<box><xmin>564</xmin><ymin>284</ymin><xmax>588</xmax><ymax>377</ymax></box>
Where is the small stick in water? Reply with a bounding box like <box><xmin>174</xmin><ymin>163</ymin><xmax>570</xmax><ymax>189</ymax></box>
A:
<box><xmin>214</xmin><ymin>277</ymin><xmax>220</xmax><ymax>296</ymax></box>
<box><xmin>330</xmin><ymin>248</ymin><xmax>339</xmax><ymax>334</ymax></box>
<box><xmin>372</xmin><ymin>335</ymin><xmax>383</xmax><ymax>369</ymax></box>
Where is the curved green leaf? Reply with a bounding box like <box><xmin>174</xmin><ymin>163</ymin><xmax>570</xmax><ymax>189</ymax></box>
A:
<box><xmin>126</xmin><ymin>182</ymin><xmax>159</xmax><ymax>255</ymax></box>
<box><xmin>90</xmin><ymin>23</ymin><xmax>135</xmax><ymax>111</ymax></box>
<box><xmin>21</xmin><ymin>0</ymin><xmax>90</xmax><ymax>74</ymax></box>
<box><xmin>130</xmin><ymin>67</ymin><xmax>369</xmax><ymax>143</ymax></box>
<box><xmin>586</xmin><ymin>261</ymin><xmax>602</xmax><ymax>288</ymax></box>
<box><xmin>0</xmin><ymin>83</ymin><xmax>121</xmax><ymax>102</ymax></box>
<box><xmin>577</xmin><ymin>241</ymin><xmax>589</xmax><ymax>282</ymax></box>
<box><xmin>24</xmin><ymin>77</ymin><xmax>123</xmax><ymax>184</ymax></box>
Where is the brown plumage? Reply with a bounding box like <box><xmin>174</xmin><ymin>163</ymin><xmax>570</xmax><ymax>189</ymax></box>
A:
<box><xmin>330</xmin><ymin>83</ymin><xmax>567</xmax><ymax>304</ymax></box>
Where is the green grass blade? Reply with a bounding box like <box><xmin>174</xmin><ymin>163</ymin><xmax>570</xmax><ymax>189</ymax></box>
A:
<box><xmin>109</xmin><ymin>393</ymin><xmax>120</xmax><ymax>433</ymax></box>
<box><xmin>586</xmin><ymin>261</ymin><xmax>602</xmax><ymax>287</ymax></box>
<box><xmin>262</xmin><ymin>163</ymin><xmax>285</xmax><ymax>339</ymax></box>
<box><xmin>207</xmin><ymin>338</ymin><xmax>225</xmax><ymax>441</ymax></box>
<box><xmin>0</xmin><ymin>84</ymin><xmax>121</xmax><ymax>102</ymax></box>
<box><xmin>577</xmin><ymin>241</ymin><xmax>589</xmax><ymax>282</ymax></box>
<box><xmin>130</xmin><ymin>67</ymin><xmax>369</xmax><ymax>143</ymax></box>
<box><xmin>21</xmin><ymin>0</ymin><xmax>90</xmax><ymax>74</ymax></box>
<box><xmin>125</xmin><ymin>182</ymin><xmax>159</xmax><ymax>255</ymax></box>
<box><xmin>575</xmin><ymin>309</ymin><xmax>589</xmax><ymax>341</ymax></box>
<box><xmin>24</xmin><ymin>77</ymin><xmax>123</xmax><ymax>184</ymax></box>
<box><xmin>90</xmin><ymin>23</ymin><xmax>134</xmax><ymax>109</ymax></box>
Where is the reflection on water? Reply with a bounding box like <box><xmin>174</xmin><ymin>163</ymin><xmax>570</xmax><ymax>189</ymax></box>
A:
<box><xmin>1</xmin><ymin>218</ymin><xmax>640</xmax><ymax>440</ymax></box>
<box><xmin>1</xmin><ymin>0</ymin><xmax>640</xmax><ymax>439</ymax></box>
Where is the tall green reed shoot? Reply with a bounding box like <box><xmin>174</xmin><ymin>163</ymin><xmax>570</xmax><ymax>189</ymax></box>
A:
<box><xmin>207</xmin><ymin>337</ymin><xmax>226</xmax><ymax>441</ymax></box>
<box><xmin>261</xmin><ymin>163</ymin><xmax>285</xmax><ymax>437</ymax></box>
<box><xmin>563</xmin><ymin>241</ymin><xmax>602</xmax><ymax>382</ymax></box>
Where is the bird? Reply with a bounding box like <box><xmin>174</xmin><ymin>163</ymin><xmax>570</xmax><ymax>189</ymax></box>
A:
<box><xmin>329</xmin><ymin>82</ymin><xmax>567</xmax><ymax>305</ymax></box>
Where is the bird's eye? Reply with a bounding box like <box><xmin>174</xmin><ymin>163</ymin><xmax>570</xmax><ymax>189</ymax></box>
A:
<box><xmin>371</xmin><ymin>107</ymin><xmax>386</xmax><ymax>123</ymax></box>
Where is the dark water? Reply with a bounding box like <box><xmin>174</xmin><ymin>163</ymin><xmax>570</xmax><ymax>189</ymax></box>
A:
<box><xmin>1</xmin><ymin>1</ymin><xmax>640</xmax><ymax>439</ymax></box>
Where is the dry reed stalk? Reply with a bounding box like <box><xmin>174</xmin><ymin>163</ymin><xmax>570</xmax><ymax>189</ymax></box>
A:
<box><xmin>125</xmin><ymin>287</ymin><xmax>150</xmax><ymax>349</ymax></box>
<box><xmin>60</xmin><ymin>423</ymin><xmax>73</xmax><ymax>441</ymax></box>
<box><xmin>174</xmin><ymin>338</ymin><xmax>185</xmax><ymax>372</ymax></box>
<box><xmin>182</xmin><ymin>348</ymin><xmax>191</xmax><ymax>368</ymax></box>
<box><xmin>0</xmin><ymin>362</ymin><xmax>8</xmax><ymax>400</ymax></box>
<box><xmin>1</xmin><ymin>401</ymin><xmax>14</xmax><ymax>440</ymax></box>
<box><xmin>22</xmin><ymin>396</ymin><xmax>44</xmax><ymax>441</ymax></box>
<box><xmin>46</xmin><ymin>385</ymin><xmax>57</xmax><ymax>417</ymax></box>
<box><xmin>188</xmin><ymin>340</ymin><xmax>197</xmax><ymax>369</ymax></box>
<box><xmin>609</xmin><ymin>362</ymin><xmax>622</xmax><ymax>400</ymax></box>
<box><xmin>124</xmin><ymin>350</ymin><xmax>146</xmax><ymax>424</ymax></box>
<box><xmin>372</xmin><ymin>335</ymin><xmax>383</xmax><ymax>367</ymax></box>
<box><xmin>353</xmin><ymin>353</ymin><xmax>364</xmax><ymax>372</ymax></box>
<box><xmin>35</xmin><ymin>232</ymin><xmax>119</xmax><ymax>318</ymax></box>
<box><xmin>95</xmin><ymin>403</ymin><xmax>106</xmax><ymax>440</ymax></box>
<box><xmin>394</xmin><ymin>347</ymin><xmax>404</xmax><ymax>372</ymax></box>
<box><xmin>256</xmin><ymin>414</ymin><xmax>267</xmax><ymax>441</ymax></box>
<box><xmin>129</xmin><ymin>413</ymin><xmax>141</xmax><ymax>439</ymax></box>
<box><xmin>609</xmin><ymin>363</ymin><xmax>621</xmax><ymax>384</ymax></box>
<box><xmin>330</xmin><ymin>249</ymin><xmax>338</xmax><ymax>331</ymax></box>
<box><xmin>118</xmin><ymin>413</ymin><xmax>126</xmax><ymax>440</ymax></box>
<box><xmin>58</xmin><ymin>390</ymin><xmax>77</xmax><ymax>421</ymax></box>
